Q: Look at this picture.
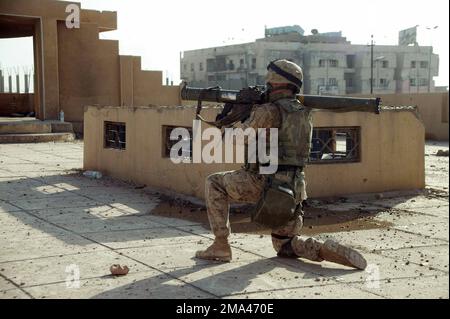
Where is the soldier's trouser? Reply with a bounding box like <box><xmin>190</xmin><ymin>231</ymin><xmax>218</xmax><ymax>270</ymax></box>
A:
<box><xmin>205</xmin><ymin>169</ymin><xmax>266</xmax><ymax>239</ymax></box>
<box><xmin>206</xmin><ymin>169</ymin><xmax>320</xmax><ymax>261</ymax></box>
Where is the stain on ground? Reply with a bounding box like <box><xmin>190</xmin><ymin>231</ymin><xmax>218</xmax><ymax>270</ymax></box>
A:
<box><xmin>149</xmin><ymin>194</ymin><xmax>392</xmax><ymax>236</ymax></box>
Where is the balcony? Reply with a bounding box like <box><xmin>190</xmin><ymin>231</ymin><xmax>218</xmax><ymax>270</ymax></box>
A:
<box><xmin>317</xmin><ymin>85</ymin><xmax>339</xmax><ymax>95</ymax></box>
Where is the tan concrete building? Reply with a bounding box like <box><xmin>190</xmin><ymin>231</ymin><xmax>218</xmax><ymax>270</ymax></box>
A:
<box><xmin>181</xmin><ymin>31</ymin><xmax>440</xmax><ymax>95</ymax></box>
<box><xmin>0</xmin><ymin>0</ymin><xmax>181</xmax><ymax>132</ymax></box>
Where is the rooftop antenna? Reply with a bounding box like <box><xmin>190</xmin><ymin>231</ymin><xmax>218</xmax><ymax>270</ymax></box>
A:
<box><xmin>14</xmin><ymin>66</ymin><xmax>21</xmax><ymax>93</ymax></box>
<box><xmin>7</xmin><ymin>67</ymin><xmax>13</xmax><ymax>93</ymax></box>
<box><xmin>23</xmin><ymin>65</ymin><xmax>33</xmax><ymax>93</ymax></box>
<box><xmin>0</xmin><ymin>63</ymin><xmax>3</xmax><ymax>93</ymax></box>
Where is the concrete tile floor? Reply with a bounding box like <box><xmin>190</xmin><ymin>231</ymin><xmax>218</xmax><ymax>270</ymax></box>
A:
<box><xmin>0</xmin><ymin>141</ymin><xmax>448</xmax><ymax>299</ymax></box>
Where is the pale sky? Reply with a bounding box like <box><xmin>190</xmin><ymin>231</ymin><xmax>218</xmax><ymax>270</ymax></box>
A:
<box><xmin>0</xmin><ymin>0</ymin><xmax>449</xmax><ymax>87</ymax></box>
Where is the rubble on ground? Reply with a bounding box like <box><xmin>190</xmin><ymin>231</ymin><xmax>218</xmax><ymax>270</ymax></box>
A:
<box><xmin>436</xmin><ymin>149</ymin><xmax>449</xmax><ymax>157</ymax></box>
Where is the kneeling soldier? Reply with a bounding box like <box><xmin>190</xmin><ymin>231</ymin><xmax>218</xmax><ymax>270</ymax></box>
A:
<box><xmin>195</xmin><ymin>59</ymin><xmax>367</xmax><ymax>270</ymax></box>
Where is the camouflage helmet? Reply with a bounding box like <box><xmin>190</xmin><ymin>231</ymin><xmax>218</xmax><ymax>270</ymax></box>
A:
<box><xmin>266</xmin><ymin>59</ymin><xmax>303</xmax><ymax>91</ymax></box>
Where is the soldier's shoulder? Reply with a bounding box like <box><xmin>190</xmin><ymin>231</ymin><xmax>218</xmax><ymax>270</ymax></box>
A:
<box><xmin>256</xmin><ymin>102</ymin><xmax>280</xmax><ymax>113</ymax></box>
<box><xmin>276</xmin><ymin>98</ymin><xmax>308</xmax><ymax>112</ymax></box>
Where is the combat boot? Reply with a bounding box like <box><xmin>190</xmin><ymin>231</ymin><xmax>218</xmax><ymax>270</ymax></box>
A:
<box><xmin>195</xmin><ymin>237</ymin><xmax>232</xmax><ymax>262</ymax></box>
<box><xmin>319</xmin><ymin>239</ymin><xmax>367</xmax><ymax>270</ymax></box>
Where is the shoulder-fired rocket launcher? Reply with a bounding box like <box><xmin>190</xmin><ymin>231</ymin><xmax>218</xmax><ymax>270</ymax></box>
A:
<box><xmin>180</xmin><ymin>82</ymin><xmax>381</xmax><ymax>128</ymax></box>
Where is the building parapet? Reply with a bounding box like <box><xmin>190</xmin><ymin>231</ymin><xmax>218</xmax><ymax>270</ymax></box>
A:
<box><xmin>84</xmin><ymin>103</ymin><xmax>425</xmax><ymax>199</ymax></box>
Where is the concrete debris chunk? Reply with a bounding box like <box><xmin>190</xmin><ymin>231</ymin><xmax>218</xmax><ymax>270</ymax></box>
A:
<box><xmin>110</xmin><ymin>264</ymin><xmax>129</xmax><ymax>276</ymax></box>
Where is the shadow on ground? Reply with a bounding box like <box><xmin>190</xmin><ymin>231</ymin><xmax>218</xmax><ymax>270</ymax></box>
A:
<box><xmin>92</xmin><ymin>257</ymin><xmax>361</xmax><ymax>298</ymax></box>
<box><xmin>151</xmin><ymin>195</ymin><xmax>393</xmax><ymax>236</ymax></box>
<box><xmin>0</xmin><ymin>171</ymin><xmax>411</xmax><ymax>247</ymax></box>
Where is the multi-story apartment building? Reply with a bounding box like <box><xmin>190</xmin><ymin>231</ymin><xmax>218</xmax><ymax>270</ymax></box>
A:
<box><xmin>180</xmin><ymin>28</ymin><xmax>439</xmax><ymax>95</ymax></box>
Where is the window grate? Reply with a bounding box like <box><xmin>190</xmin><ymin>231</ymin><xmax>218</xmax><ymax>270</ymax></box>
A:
<box><xmin>162</xmin><ymin>125</ymin><xmax>193</xmax><ymax>160</ymax></box>
<box><xmin>309</xmin><ymin>127</ymin><xmax>360</xmax><ymax>163</ymax></box>
<box><xmin>104</xmin><ymin>121</ymin><xmax>126</xmax><ymax>150</ymax></box>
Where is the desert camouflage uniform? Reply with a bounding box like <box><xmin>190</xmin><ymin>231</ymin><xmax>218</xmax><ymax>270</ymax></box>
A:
<box><xmin>205</xmin><ymin>92</ymin><xmax>323</xmax><ymax>262</ymax></box>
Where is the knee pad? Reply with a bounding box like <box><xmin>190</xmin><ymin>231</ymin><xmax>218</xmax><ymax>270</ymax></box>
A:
<box><xmin>271</xmin><ymin>233</ymin><xmax>293</xmax><ymax>255</ymax></box>
<box><xmin>271</xmin><ymin>233</ymin><xmax>300</xmax><ymax>258</ymax></box>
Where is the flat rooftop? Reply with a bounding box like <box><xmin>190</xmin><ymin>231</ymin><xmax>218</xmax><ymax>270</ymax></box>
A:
<box><xmin>0</xmin><ymin>140</ymin><xmax>448</xmax><ymax>298</ymax></box>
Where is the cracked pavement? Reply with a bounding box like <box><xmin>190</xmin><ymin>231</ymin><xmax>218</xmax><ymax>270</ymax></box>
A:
<box><xmin>0</xmin><ymin>141</ymin><xmax>448</xmax><ymax>299</ymax></box>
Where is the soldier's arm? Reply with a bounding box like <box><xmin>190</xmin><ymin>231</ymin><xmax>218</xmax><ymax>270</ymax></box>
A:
<box><xmin>233</xmin><ymin>103</ymin><xmax>280</xmax><ymax>145</ymax></box>
<box><xmin>240</xmin><ymin>103</ymin><xmax>281</xmax><ymax>130</ymax></box>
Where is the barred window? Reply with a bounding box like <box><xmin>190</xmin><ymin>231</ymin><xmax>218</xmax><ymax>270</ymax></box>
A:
<box><xmin>162</xmin><ymin>125</ymin><xmax>193</xmax><ymax>160</ymax></box>
<box><xmin>379</xmin><ymin>78</ymin><xmax>388</xmax><ymax>87</ymax></box>
<box><xmin>419</xmin><ymin>78</ymin><xmax>428</xmax><ymax>86</ymax></box>
<box><xmin>104</xmin><ymin>121</ymin><xmax>126</xmax><ymax>150</ymax></box>
<box><xmin>328</xmin><ymin>59</ymin><xmax>338</xmax><ymax>67</ymax></box>
<box><xmin>328</xmin><ymin>78</ymin><xmax>337</xmax><ymax>86</ymax></box>
<box><xmin>310</xmin><ymin>127</ymin><xmax>360</xmax><ymax>163</ymax></box>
